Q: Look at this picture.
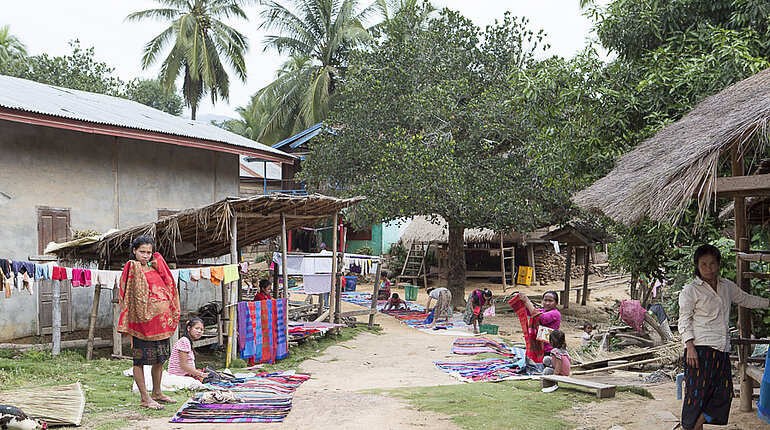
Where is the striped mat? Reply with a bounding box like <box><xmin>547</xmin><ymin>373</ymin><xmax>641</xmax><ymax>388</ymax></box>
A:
<box><xmin>171</xmin><ymin>372</ymin><xmax>310</xmax><ymax>423</ymax></box>
<box><xmin>435</xmin><ymin>357</ymin><xmax>527</xmax><ymax>382</ymax></box>
<box><xmin>451</xmin><ymin>337</ymin><xmax>521</xmax><ymax>357</ymax></box>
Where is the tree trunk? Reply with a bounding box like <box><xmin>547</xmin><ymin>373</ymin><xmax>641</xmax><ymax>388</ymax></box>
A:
<box><xmin>447</xmin><ymin>221</ymin><xmax>467</xmax><ymax>308</ymax></box>
<box><xmin>191</xmin><ymin>103</ymin><xmax>197</xmax><ymax>121</ymax></box>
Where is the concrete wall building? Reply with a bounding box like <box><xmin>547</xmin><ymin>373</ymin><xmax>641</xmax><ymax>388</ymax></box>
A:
<box><xmin>0</xmin><ymin>75</ymin><xmax>292</xmax><ymax>341</ymax></box>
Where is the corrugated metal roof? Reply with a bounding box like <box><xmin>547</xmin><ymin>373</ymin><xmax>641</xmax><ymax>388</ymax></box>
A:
<box><xmin>0</xmin><ymin>75</ymin><xmax>293</xmax><ymax>160</ymax></box>
<box><xmin>271</xmin><ymin>122</ymin><xmax>325</xmax><ymax>149</ymax></box>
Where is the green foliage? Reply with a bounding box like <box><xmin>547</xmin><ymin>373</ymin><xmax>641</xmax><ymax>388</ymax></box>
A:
<box><xmin>1</xmin><ymin>40</ymin><xmax>126</xmax><ymax>96</ymax></box>
<box><xmin>617</xmin><ymin>385</ymin><xmax>654</xmax><ymax>399</ymax></box>
<box><xmin>126</xmin><ymin>0</ymin><xmax>252</xmax><ymax>119</ymax></box>
<box><xmin>388</xmin><ymin>243</ymin><xmax>407</xmax><ymax>277</ymax></box>
<box><xmin>0</xmin><ymin>24</ymin><xmax>27</xmax><ymax>66</ymax></box>
<box><xmin>125</xmin><ymin>77</ymin><xmax>184</xmax><ymax>116</ymax></box>
<box><xmin>353</xmin><ymin>245</ymin><xmax>373</xmax><ymax>255</ymax></box>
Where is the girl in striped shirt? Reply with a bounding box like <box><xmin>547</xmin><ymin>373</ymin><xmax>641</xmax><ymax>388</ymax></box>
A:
<box><xmin>168</xmin><ymin>317</ymin><xmax>207</xmax><ymax>379</ymax></box>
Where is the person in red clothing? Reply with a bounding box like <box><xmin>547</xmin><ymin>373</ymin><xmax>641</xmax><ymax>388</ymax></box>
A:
<box><xmin>118</xmin><ymin>235</ymin><xmax>180</xmax><ymax>410</ymax></box>
<box><xmin>254</xmin><ymin>279</ymin><xmax>273</xmax><ymax>301</ymax></box>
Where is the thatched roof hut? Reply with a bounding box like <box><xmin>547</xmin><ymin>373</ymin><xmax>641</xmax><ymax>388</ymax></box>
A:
<box><xmin>49</xmin><ymin>193</ymin><xmax>363</xmax><ymax>265</ymax></box>
<box><xmin>574</xmin><ymin>68</ymin><xmax>770</xmax><ymax>225</ymax></box>
<box><xmin>399</xmin><ymin>215</ymin><xmax>550</xmax><ymax>244</ymax></box>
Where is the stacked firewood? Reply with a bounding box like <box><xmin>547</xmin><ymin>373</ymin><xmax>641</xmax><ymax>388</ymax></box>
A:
<box><xmin>533</xmin><ymin>247</ymin><xmax>586</xmax><ymax>285</ymax></box>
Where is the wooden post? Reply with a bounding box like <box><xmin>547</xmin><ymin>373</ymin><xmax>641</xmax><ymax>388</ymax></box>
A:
<box><xmin>112</xmin><ymin>287</ymin><xmax>122</xmax><ymax>357</ymax></box>
<box><xmin>527</xmin><ymin>244</ymin><xmax>536</xmax><ymax>283</ymax></box>
<box><xmin>499</xmin><ymin>233</ymin><xmax>507</xmax><ymax>292</ymax></box>
<box><xmin>86</xmin><ymin>283</ymin><xmax>102</xmax><ymax>360</ymax></box>
<box><xmin>581</xmin><ymin>245</ymin><xmax>590</xmax><ymax>306</ymax></box>
<box><xmin>563</xmin><ymin>245</ymin><xmax>571</xmax><ymax>309</ymax></box>
<box><xmin>733</xmin><ymin>146</ymin><xmax>753</xmax><ymax>412</ymax></box>
<box><xmin>336</xmin><ymin>227</ymin><xmax>347</xmax><ymax>324</ymax></box>
<box><xmin>280</xmin><ymin>212</ymin><xmax>289</xmax><ymax>299</ymax></box>
<box><xmin>329</xmin><ymin>212</ymin><xmax>339</xmax><ymax>323</ymax></box>
<box><xmin>52</xmin><ymin>279</ymin><xmax>61</xmax><ymax>356</ymax></box>
<box><xmin>228</xmin><ymin>213</ymin><xmax>239</xmax><ymax>364</ymax></box>
<box><xmin>369</xmin><ymin>255</ymin><xmax>382</xmax><ymax>328</ymax></box>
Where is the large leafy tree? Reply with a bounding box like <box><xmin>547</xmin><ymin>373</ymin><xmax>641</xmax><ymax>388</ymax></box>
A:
<box><xmin>125</xmin><ymin>77</ymin><xmax>185</xmax><ymax>116</ymax></box>
<box><xmin>253</xmin><ymin>0</ymin><xmax>377</xmax><ymax>141</ymax></box>
<box><xmin>301</xmin><ymin>8</ymin><xmax>553</xmax><ymax>305</ymax></box>
<box><xmin>126</xmin><ymin>0</ymin><xmax>251</xmax><ymax>119</ymax></box>
<box><xmin>0</xmin><ymin>25</ymin><xmax>27</xmax><ymax>67</ymax></box>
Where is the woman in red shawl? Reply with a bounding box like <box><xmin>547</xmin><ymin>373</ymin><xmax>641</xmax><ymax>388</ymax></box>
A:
<box><xmin>118</xmin><ymin>236</ymin><xmax>180</xmax><ymax>410</ymax></box>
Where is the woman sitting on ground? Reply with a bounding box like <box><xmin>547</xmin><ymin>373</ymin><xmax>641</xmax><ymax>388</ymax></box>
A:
<box><xmin>426</xmin><ymin>287</ymin><xmax>452</xmax><ymax>322</ymax></box>
<box><xmin>168</xmin><ymin>317</ymin><xmax>208</xmax><ymax>379</ymax></box>
<box><xmin>253</xmin><ymin>279</ymin><xmax>273</xmax><ymax>301</ymax></box>
<box><xmin>516</xmin><ymin>291</ymin><xmax>561</xmax><ymax>355</ymax></box>
<box><xmin>384</xmin><ymin>292</ymin><xmax>407</xmax><ymax>311</ymax></box>
<box><xmin>377</xmin><ymin>271</ymin><xmax>392</xmax><ymax>300</ymax></box>
<box><xmin>543</xmin><ymin>329</ymin><xmax>571</xmax><ymax>376</ymax></box>
<box><xmin>463</xmin><ymin>288</ymin><xmax>493</xmax><ymax>333</ymax></box>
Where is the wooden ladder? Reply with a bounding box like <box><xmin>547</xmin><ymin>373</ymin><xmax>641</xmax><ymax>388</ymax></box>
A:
<box><xmin>499</xmin><ymin>233</ymin><xmax>515</xmax><ymax>292</ymax></box>
<box><xmin>398</xmin><ymin>241</ymin><xmax>429</xmax><ymax>287</ymax></box>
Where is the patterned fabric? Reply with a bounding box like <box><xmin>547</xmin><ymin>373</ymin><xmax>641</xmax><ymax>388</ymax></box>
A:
<box><xmin>118</xmin><ymin>253</ymin><xmax>180</xmax><ymax>341</ymax></box>
<box><xmin>237</xmin><ymin>299</ymin><xmax>288</xmax><ymax>364</ymax></box>
<box><xmin>508</xmin><ymin>295</ymin><xmax>544</xmax><ymax>363</ymax></box>
<box><xmin>435</xmin><ymin>355</ymin><xmax>527</xmax><ymax>382</ymax></box>
<box><xmin>682</xmin><ymin>346</ymin><xmax>733</xmax><ymax>429</ymax></box>
<box><xmin>452</xmin><ymin>337</ymin><xmax>518</xmax><ymax>357</ymax></box>
<box><xmin>463</xmin><ymin>291</ymin><xmax>484</xmax><ymax>325</ymax></box>
<box><xmin>131</xmin><ymin>337</ymin><xmax>170</xmax><ymax>366</ymax></box>
<box><xmin>434</xmin><ymin>288</ymin><xmax>452</xmax><ymax>321</ymax></box>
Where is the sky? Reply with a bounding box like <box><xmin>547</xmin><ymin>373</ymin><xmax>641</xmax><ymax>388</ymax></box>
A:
<box><xmin>2</xmin><ymin>0</ymin><xmax>606</xmax><ymax>121</ymax></box>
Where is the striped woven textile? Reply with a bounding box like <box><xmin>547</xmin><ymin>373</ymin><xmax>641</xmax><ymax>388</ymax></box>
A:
<box><xmin>237</xmin><ymin>299</ymin><xmax>289</xmax><ymax>364</ymax></box>
<box><xmin>171</xmin><ymin>372</ymin><xmax>310</xmax><ymax>423</ymax></box>
<box><xmin>451</xmin><ymin>337</ymin><xmax>521</xmax><ymax>357</ymax></box>
<box><xmin>435</xmin><ymin>357</ymin><xmax>527</xmax><ymax>382</ymax></box>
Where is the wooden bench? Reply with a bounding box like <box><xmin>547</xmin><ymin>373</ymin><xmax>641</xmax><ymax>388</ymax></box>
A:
<box><xmin>540</xmin><ymin>375</ymin><xmax>616</xmax><ymax>398</ymax></box>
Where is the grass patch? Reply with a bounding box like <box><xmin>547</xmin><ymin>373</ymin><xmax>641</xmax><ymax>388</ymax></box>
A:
<box><xmin>0</xmin><ymin>326</ymin><xmax>374</xmax><ymax>429</ymax></box>
<box><xmin>617</xmin><ymin>385</ymin><xmax>654</xmax><ymax>399</ymax></box>
<box><xmin>387</xmin><ymin>380</ymin><xmax>594</xmax><ymax>430</ymax></box>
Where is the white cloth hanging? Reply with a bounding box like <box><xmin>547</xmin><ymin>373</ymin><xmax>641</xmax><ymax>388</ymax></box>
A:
<box><xmin>303</xmin><ymin>274</ymin><xmax>333</xmax><ymax>294</ymax></box>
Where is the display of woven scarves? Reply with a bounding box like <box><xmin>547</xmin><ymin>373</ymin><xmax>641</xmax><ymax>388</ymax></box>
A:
<box><xmin>237</xmin><ymin>299</ymin><xmax>289</xmax><ymax>364</ymax></box>
<box><xmin>171</xmin><ymin>372</ymin><xmax>310</xmax><ymax>423</ymax></box>
<box><xmin>435</xmin><ymin>357</ymin><xmax>527</xmax><ymax>382</ymax></box>
<box><xmin>451</xmin><ymin>337</ymin><xmax>520</xmax><ymax>357</ymax></box>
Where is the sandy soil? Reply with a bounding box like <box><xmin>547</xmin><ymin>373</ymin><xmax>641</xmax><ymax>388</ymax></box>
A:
<box><xmin>132</xmin><ymin>276</ymin><xmax>769</xmax><ymax>430</ymax></box>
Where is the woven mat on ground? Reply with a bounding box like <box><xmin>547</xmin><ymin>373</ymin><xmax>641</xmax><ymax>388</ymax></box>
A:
<box><xmin>172</xmin><ymin>372</ymin><xmax>310</xmax><ymax>423</ymax></box>
<box><xmin>451</xmin><ymin>337</ymin><xmax>520</xmax><ymax>357</ymax></box>
<box><xmin>340</xmin><ymin>292</ymin><xmax>424</xmax><ymax>311</ymax></box>
<box><xmin>435</xmin><ymin>357</ymin><xmax>529</xmax><ymax>382</ymax></box>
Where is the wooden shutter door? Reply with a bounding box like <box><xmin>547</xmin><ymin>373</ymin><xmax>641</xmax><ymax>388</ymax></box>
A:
<box><xmin>38</xmin><ymin>207</ymin><xmax>71</xmax><ymax>254</ymax></box>
<box><xmin>37</xmin><ymin>207</ymin><xmax>72</xmax><ymax>334</ymax></box>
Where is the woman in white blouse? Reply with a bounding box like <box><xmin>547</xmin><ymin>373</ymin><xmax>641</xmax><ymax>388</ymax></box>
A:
<box><xmin>678</xmin><ymin>244</ymin><xmax>770</xmax><ymax>430</ymax></box>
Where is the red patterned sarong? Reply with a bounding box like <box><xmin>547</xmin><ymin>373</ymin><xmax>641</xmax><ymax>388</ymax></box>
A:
<box><xmin>508</xmin><ymin>295</ymin><xmax>544</xmax><ymax>363</ymax></box>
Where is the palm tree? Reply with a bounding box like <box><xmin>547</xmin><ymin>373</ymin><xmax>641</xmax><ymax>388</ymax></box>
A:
<box><xmin>255</xmin><ymin>0</ymin><xmax>377</xmax><ymax>141</ymax></box>
<box><xmin>126</xmin><ymin>0</ymin><xmax>251</xmax><ymax>120</ymax></box>
<box><xmin>0</xmin><ymin>25</ymin><xmax>27</xmax><ymax>66</ymax></box>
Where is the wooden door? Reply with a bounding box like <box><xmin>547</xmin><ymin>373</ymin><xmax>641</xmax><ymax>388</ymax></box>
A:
<box><xmin>38</xmin><ymin>280</ymin><xmax>72</xmax><ymax>335</ymax></box>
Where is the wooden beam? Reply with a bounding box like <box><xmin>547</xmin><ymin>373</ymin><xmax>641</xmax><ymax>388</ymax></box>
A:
<box><xmin>369</xmin><ymin>256</ymin><xmax>382</xmax><ymax>328</ymax></box>
<box><xmin>280</xmin><ymin>212</ymin><xmax>289</xmax><ymax>299</ymax></box>
<box><xmin>563</xmin><ymin>246</ymin><xmax>571</xmax><ymax>309</ymax></box>
<box><xmin>581</xmin><ymin>247</ymin><xmax>590</xmax><ymax>306</ymax></box>
<box><xmin>715</xmin><ymin>173</ymin><xmax>770</xmax><ymax>198</ymax></box>
<box><xmin>86</xmin><ymin>284</ymin><xmax>102</xmax><ymax>360</ymax></box>
<box><xmin>329</xmin><ymin>212</ymin><xmax>339</xmax><ymax>323</ymax></box>
<box><xmin>236</xmin><ymin>213</ymin><xmax>326</xmax><ymax>219</ymax></box>
<box><xmin>340</xmin><ymin>309</ymin><xmax>377</xmax><ymax>317</ymax></box>
<box><xmin>228</xmin><ymin>213</ymin><xmax>238</xmax><ymax>364</ymax></box>
<box><xmin>112</xmin><ymin>287</ymin><xmax>121</xmax><ymax>357</ymax></box>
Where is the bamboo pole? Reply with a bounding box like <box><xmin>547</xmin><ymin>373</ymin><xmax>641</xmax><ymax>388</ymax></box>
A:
<box><xmin>227</xmin><ymin>213</ymin><xmax>239</xmax><ymax>364</ymax></box>
<box><xmin>280</xmin><ymin>213</ymin><xmax>289</xmax><ymax>299</ymax></box>
<box><xmin>52</xmin><ymin>280</ymin><xmax>61</xmax><ymax>356</ymax></box>
<box><xmin>369</xmin><ymin>255</ymin><xmax>382</xmax><ymax>328</ymax></box>
<box><xmin>86</xmin><ymin>283</ymin><xmax>101</xmax><ymax>360</ymax></box>
<box><xmin>563</xmin><ymin>246</ymin><xmax>571</xmax><ymax>309</ymax></box>
<box><xmin>336</xmin><ymin>227</ymin><xmax>348</xmax><ymax>324</ymax></box>
<box><xmin>329</xmin><ymin>212</ymin><xmax>339</xmax><ymax>323</ymax></box>
<box><xmin>499</xmin><ymin>233</ymin><xmax>506</xmax><ymax>293</ymax></box>
<box><xmin>572</xmin><ymin>356</ymin><xmax>665</xmax><ymax>375</ymax></box>
<box><xmin>111</xmin><ymin>287</ymin><xmax>121</xmax><ymax>357</ymax></box>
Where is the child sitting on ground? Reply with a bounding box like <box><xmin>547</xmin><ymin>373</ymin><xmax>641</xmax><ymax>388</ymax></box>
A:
<box><xmin>384</xmin><ymin>292</ymin><xmax>407</xmax><ymax>311</ymax></box>
<box><xmin>543</xmin><ymin>329</ymin><xmax>571</xmax><ymax>376</ymax></box>
<box><xmin>168</xmin><ymin>317</ymin><xmax>208</xmax><ymax>379</ymax></box>
<box><xmin>581</xmin><ymin>321</ymin><xmax>594</xmax><ymax>345</ymax></box>
<box><xmin>377</xmin><ymin>271</ymin><xmax>392</xmax><ymax>300</ymax></box>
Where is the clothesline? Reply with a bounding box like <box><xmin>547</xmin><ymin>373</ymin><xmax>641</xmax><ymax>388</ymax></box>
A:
<box><xmin>0</xmin><ymin>257</ymin><xmax>253</xmax><ymax>299</ymax></box>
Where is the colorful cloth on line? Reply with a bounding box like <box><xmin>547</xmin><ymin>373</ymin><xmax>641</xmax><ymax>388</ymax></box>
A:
<box><xmin>451</xmin><ymin>337</ymin><xmax>520</xmax><ymax>357</ymax></box>
<box><xmin>435</xmin><ymin>356</ymin><xmax>527</xmax><ymax>382</ymax></box>
<box><xmin>237</xmin><ymin>299</ymin><xmax>288</xmax><ymax>364</ymax></box>
<box><xmin>171</xmin><ymin>372</ymin><xmax>310</xmax><ymax>423</ymax></box>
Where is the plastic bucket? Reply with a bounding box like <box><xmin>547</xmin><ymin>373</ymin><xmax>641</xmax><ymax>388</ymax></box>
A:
<box><xmin>344</xmin><ymin>276</ymin><xmax>358</xmax><ymax>292</ymax></box>
<box><xmin>479</xmin><ymin>324</ymin><xmax>499</xmax><ymax>335</ymax></box>
<box><xmin>404</xmin><ymin>285</ymin><xmax>418</xmax><ymax>301</ymax></box>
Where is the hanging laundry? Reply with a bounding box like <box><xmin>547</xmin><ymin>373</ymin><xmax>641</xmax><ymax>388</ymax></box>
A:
<box><xmin>237</xmin><ymin>298</ymin><xmax>288</xmax><ymax>364</ymax></box>
<box><xmin>97</xmin><ymin>270</ymin><xmax>120</xmax><ymax>290</ymax></box>
<box><xmin>65</xmin><ymin>268</ymin><xmax>73</xmax><ymax>280</ymax></box>
<box><xmin>272</xmin><ymin>253</ymin><xmax>305</xmax><ymax>275</ymax></box>
<box><xmin>170</xmin><ymin>269</ymin><xmax>180</xmax><ymax>286</ymax></box>
<box><xmin>302</xmin><ymin>274</ymin><xmax>332</xmax><ymax>294</ymax></box>
<box><xmin>71</xmin><ymin>268</ymin><xmax>84</xmax><ymax>287</ymax></box>
<box><xmin>34</xmin><ymin>264</ymin><xmax>48</xmax><ymax>280</ymax></box>
<box><xmin>178</xmin><ymin>269</ymin><xmax>191</xmax><ymax>284</ymax></box>
<box><xmin>190</xmin><ymin>268</ymin><xmax>201</xmax><ymax>281</ymax></box>
<box><xmin>210</xmin><ymin>266</ymin><xmax>224</xmax><ymax>286</ymax></box>
<box><xmin>52</xmin><ymin>266</ymin><xmax>68</xmax><ymax>281</ymax></box>
<box><xmin>239</xmin><ymin>262</ymin><xmax>250</xmax><ymax>275</ymax></box>
<box><xmin>22</xmin><ymin>272</ymin><xmax>34</xmax><ymax>295</ymax></box>
<box><xmin>200</xmin><ymin>267</ymin><xmax>211</xmax><ymax>280</ymax></box>
<box><xmin>223</xmin><ymin>264</ymin><xmax>239</xmax><ymax>284</ymax></box>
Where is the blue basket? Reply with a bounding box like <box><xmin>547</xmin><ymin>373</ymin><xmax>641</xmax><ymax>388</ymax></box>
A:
<box><xmin>344</xmin><ymin>276</ymin><xmax>358</xmax><ymax>292</ymax></box>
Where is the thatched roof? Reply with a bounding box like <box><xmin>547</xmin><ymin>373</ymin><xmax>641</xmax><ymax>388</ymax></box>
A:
<box><xmin>540</xmin><ymin>221</ymin><xmax>616</xmax><ymax>246</ymax></box>
<box><xmin>574</xmin><ymin>68</ymin><xmax>770</xmax><ymax>225</ymax></box>
<box><xmin>399</xmin><ymin>215</ymin><xmax>550</xmax><ymax>244</ymax></box>
<box><xmin>50</xmin><ymin>194</ymin><xmax>363</xmax><ymax>265</ymax></box>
